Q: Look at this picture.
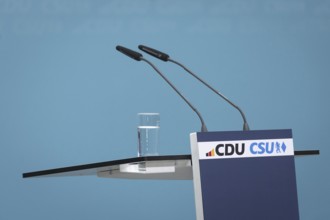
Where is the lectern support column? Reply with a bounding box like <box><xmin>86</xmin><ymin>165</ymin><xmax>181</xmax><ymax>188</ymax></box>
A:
<box><xmin>190</xmin><ymin>129</ymin><xmax>299</xmax><ymax>220</ymax></box>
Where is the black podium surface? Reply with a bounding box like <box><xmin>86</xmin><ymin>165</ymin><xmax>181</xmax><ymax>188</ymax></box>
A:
<box><xmin>22</xmin><ymin>150</ymin><xmax>319</xmax><ymax>180</ymax></box>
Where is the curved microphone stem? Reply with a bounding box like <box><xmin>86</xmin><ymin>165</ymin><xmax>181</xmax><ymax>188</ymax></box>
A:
<box><xmin>168</xmin><ymin>58</ymin><xmax>250</xmax><ymax>131</ymax></box>
<box><xmin>141</xmin><ymin>57</ymin><xmax>208</xmax><ymax>132</ymax></box>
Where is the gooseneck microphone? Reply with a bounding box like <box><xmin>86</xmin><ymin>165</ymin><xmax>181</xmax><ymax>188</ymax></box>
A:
<box><xmin>116</xmin><ymin>45</ymin><xmax>208</xmax><ymax>132</ymax></box>
<box><xmin>138</xmin><ymin>45</ymin><xmax>250</xmax><ymax>131</ymax></box>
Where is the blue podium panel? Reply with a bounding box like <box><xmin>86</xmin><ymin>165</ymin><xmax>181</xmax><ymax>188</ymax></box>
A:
<box><xmin>190</xmin><ymin>129</ymin><xmax>299</xmax><ymax>220</ymax></box>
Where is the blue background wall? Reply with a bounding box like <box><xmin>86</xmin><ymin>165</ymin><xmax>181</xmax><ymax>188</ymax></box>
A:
<box><xmin>0</xmin><ymin>0</ymin><xmax>329</xmax><ymax>219</ymax></box>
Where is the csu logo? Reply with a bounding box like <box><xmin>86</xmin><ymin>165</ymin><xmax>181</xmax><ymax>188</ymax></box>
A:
<box><xmin>206</xmin><ymin>143</ymin><xmax>245</xmax><ymax>157</ymax></box>
<box><xmin>205</xmin><ymin>141</ymin><xmax>288</xmax><ymax>157</ymax></box>
<box><xmin>250</xmin><ymin>141</ymin><xmax>287</xmax><ymax>155</ymax></box>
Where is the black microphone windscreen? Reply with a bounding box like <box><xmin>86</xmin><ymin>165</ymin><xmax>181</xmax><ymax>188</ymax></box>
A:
<box><xmin>116</xmin><ymin>45</ymin><xmax>143</xmax><ymax>61</ymax></box>
<box><xmin>138</xmin><ymin>45</ymin><xmax>169</xmax><ymax>61</ymax></box>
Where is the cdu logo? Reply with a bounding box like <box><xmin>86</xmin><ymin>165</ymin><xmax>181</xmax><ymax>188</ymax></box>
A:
<box><xmin>250</xmin><ymin>141</ymin><xmax>287</xmax><ymax>155</ymax></box>
<box><xmin>206</xmin><ymin>143</ymin><xmax>245</xmax><ymax>157</ymax></box>
<box><xmin>202</xmin><ymin>139</ymin><xmax>292</xmax><ymax>159</ymax></box>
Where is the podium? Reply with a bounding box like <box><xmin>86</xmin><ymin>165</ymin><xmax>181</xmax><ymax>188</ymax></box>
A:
<box><xmin>22</xmin><ymin>129</ymin><xmax>319</xmax><ymax>220</ymax></box>
<box><xmin>190</xmin><ymin>129</ymin><xmax>301</xmax><ymax>220</ymax></box>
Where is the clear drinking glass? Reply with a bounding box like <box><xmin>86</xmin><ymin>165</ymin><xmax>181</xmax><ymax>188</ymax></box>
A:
<box><xmin>137</xmin><ymin>113</ymin><xmax>160</xmax><ymax>157</ymax></box>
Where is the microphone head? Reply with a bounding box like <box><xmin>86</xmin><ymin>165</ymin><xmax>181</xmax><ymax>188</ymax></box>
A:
<box><xmin>138</xmin><ymin>45</ymin><xmax>169</xmax><ymax>61</ymax></box>
<box><xmin>116</xmin><ymin>45</ymin><xmax>143</xmax><ymax>61</ymax></box>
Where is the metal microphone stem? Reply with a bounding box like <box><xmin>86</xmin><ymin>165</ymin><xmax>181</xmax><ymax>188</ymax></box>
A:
<box><xmin>168</xmin><ymin>58</ymin><xmax>249</xmax><ymax>131</ymax></box>
<box><xmin>141</xmin><ymin>57</ymin><xmax>208</xmax><ymax>132</ymax></box>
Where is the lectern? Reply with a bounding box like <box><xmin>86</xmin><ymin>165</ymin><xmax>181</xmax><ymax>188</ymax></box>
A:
<box><xmin>23</xmin><ymin>129</ymin><xmax>319</xmax><ymax>220</ymax></box>
<box><xmin>190</xmin><ymin>129</ymin><xmax>299</xmax><ymax>220</ymax></box>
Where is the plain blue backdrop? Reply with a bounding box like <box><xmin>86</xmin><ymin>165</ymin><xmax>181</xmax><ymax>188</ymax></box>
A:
<box><xmin>0</xmin><ymin>0</ymin><xmax>329</xmax><ymax>219</ymax></box>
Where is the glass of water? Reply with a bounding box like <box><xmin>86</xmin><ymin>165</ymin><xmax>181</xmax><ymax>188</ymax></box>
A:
<box><xmin>137</xmin><ymin>113</ymin><xmax>160</xmax><ymax>157</ymax></box>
